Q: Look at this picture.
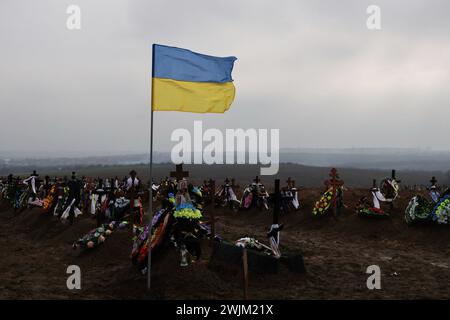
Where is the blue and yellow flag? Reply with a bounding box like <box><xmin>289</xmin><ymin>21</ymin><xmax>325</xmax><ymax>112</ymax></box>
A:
<box><xmin>152</xmin><ymin>44</ymin><xmax>237</xmax><ymax>113</ymax></box>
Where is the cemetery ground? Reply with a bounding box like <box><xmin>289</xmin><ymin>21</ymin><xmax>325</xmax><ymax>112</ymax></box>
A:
<box><xmin>1</xmin><ymin>187</ymin><xmax>450</xmax><ymax>299</ymax></box>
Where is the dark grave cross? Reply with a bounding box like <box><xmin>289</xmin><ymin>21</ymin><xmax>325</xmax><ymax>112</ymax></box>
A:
<box><xmin>391</xmin><ymin>169</ymin><xmax>401</xmax><ymax>183</ymax></box>
<box><xmin>372</xmin><ymin>179</ymin><xmax>377</xmax><ymax>189</ymax></box>
<box><xmin>286</xmin><ymin>177</ymin><xmax>295</xmax><ymax>189</ymax></box>
<box><xmin>430</xmin><ymin>176</ymin><xmax>438</xmax><ymax>187</ymax></box>
<box><xmin>267</xmin><ymin>179</ymin><xmax>284</xmax><ymax>259</ymax></box>
<box><xmin>272</xmin><ymin>179</ymin><xmax>281</xmax><ymax>225</ymax></box>
<box><xmin>170</xmin><ymin>164</ymin><xmax>189</xmax><ymax>181</ymax></box>
<box><xmin>325</xmin><ymin>168</ymin><xmax>344</xmax><ymax>217</ymax></box>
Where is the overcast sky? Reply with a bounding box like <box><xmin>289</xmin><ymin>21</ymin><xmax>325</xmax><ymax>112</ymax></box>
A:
<box><xmin>1</xmin><ymin>0</ymin><xmax>449</xmax><ymax>157</ymax></box>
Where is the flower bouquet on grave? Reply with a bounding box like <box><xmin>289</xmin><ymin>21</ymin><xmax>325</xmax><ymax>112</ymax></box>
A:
<box><xmin>379</xmin><ymin>177</ymin><xmax>399</xmax><ymax>202</ymax></box>
<box><xmin>73</xmin><ymin>221</ymin><xmax>128</xmax><ymax>250</ymax></box>
<box><xmin>42</xmin><ymin>185</ymin><xmax>57</xmax><ymax>213</ymax></box>
<box><xmin>171</xmin><ymin>201</ymin><xmax>208</xmax><ymax>263</ymax></box>
<box><xmin>235</xmin><ymin>237</ymin><xmax>274</xmax><ymax>255</ymax></box>
<box><xmin>312</xmin><ymin>188</ymin><xmax>333</xmax><ymax>216</ymax></box>
<box><xmin>131</xmin><ymin>205</ymin><xmax>173</xmax><ymax>268</ymax></box>
<box><xmin>431</xmin><ymin>196</ymin><xmax>450</xmax><ymax>225</ymax></box>
<box><xmin>404</xmin><ymin>195</ymin><xmax>433</xmax><ymax>224</ymax></box>
<box><xmin>356</xmin><ymin>196</ymin><xmax>390</xmax><ymax>218</ymax></box>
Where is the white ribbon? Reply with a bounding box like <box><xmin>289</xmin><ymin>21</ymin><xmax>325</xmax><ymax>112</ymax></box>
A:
<box><xmin>23</xmin><ymin>176</ymin><xmax>37</xmax><ymax>195</ymax></box>
<box><xmin>90</xmin><ymin>194</ymin><xmax>99</xmax><ymax>215</ymax></box>
<box><xmin>372</xmin><ymin>191</ymin><xmax>382</xmax><ymax>208</ymax></box>
<box><xmin>430</xmin><ymin>190</ymin><xmax>440</xmax><ymax>203</ymax></box>
<box><xmin>374</xmin><ymin>190</ymin><xmax>390</xmax><ymax>203</ymax></box>
<box><xmin>54</xmin><ymin>196</ymin><xmax>62</xmax><ymax>216</ymax></box>
<box><xmin>61</xmin><ymin>199</ymin><xmax>82</xmax><ymax>220</ymax></box>
<box><xmin>227</xmin><ymin>187</ymin><xmax>238</xmax><ymax>201</ymax></box>
<box><xmin>291</xmin><ymin>189</ymin><xmax>300</xmax><ymax>209</ymax></box>
<box><xmin>268</xmin><ymin>224</ymin><xmax>281</xmax><ymax>259</ymax></box>
<box><xmin>61</xmin><ymin>198</ymin><xmax>76</xmax><ymax>220</ymax></box>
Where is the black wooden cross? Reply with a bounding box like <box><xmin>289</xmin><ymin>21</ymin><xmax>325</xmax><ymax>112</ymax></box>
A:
<box><xmin>430</xmin><ymin>176</ymin><xmax>438</xmax><ymax>187</ymax></box>
<box><xmin>286</xmin><ymin>177</ymin><xmax>295</xmax><ymax>189</ymax></box>
<box><xmin>267</xmin><ymin>179</ymin><xmax>284</xmax><ymax>258</ymax></box>
<box><xmin>272</xmin><ymin>179</ymin><xmax>281</xmax><ymax>224</ymax></box>
<box><xmin>372</xmin><ymin>179</ymin><xmax>377</xmax><ymax>189</ymax></box>
<box><xmin>325</xmin><ymin>168</ymin><xmax>344</xmax><ymax>216</ymax></box>
<box><xmin>170</xmin><ymin>164</ymin><xmax>189</xmax><ymax>181</ymax></box>
<box><xmin>391</xmin><ymin>169</ymin><xmax>401</xmax><ymax>183</ymax></box>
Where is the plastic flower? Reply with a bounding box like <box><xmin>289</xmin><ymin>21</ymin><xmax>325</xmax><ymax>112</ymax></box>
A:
<box><xmin>313</xmin><ymin>189</ymin><xmax>334</xmax><ymax>216</ymax></box>
<box><xmin>431</xmin><ymin>196</ymin><xmax>450</xmax><ymax>224</ymax></box>
<box><xmin>173</xmin><ymin>202</ymin><xmax>203</xmax><ymax>219</ymax></box>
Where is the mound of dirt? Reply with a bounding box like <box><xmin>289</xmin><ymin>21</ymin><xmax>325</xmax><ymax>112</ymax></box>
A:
<box><xmin>1</xmin><ymin>188</ymin><xmax>450</xmax><ymax>299</ymax></box>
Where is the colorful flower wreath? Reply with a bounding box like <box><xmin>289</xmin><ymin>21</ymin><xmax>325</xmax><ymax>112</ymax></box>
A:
<box><xmin>379</xmin><ymin>178</ymin><xmax>399</xmax><ymax>202</ymax></box>
<box><xmin>74</xmin><ymin>221</ymin><xmax>128</xmax><ymax>249</ymax></box>
<box><xmin>313</xmin><ymin>189</ymin><xmax>333</xmax><ymax>216</ymax></box>
<box><xmin>358</xmin><ymin>206</ymin><xmax>390</xmax><ymax>218</ymax></box>
<box><xmin>173</xmin><ymin>203</ymin><xmax>202</xmax><ymax>220</ymax></box>
<box><xmin>431</xmin><ymin>196</ymin><xmax>450</xmax><ymax>224</ymax></box>
<box><xmin>404</xmin><ymin>195</ymin><xmax>432</xmax><ymax>224</ymax></box>
<box><xmin>42</xmin><ymin>185</ymin><xmax>57</xmax><ymax>212</ymax></box>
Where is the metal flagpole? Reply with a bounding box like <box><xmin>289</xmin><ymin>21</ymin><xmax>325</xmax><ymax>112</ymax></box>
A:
<box><xmin>147</xmin><ymin>44</ymin><xmax>155</xmax><ymax>290</ymax></box>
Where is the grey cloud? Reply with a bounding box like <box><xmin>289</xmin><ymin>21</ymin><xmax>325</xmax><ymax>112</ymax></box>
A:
<box><xmin>1</xmin><ymin>0</ymin><xmax>449</xmax><ymax>157</ymax></box>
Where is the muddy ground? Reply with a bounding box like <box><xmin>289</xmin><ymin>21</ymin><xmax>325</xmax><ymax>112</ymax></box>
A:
<box><xmin>1</xmin><ymin>188</ymin><xmax>450</xmax><ymax>299</ymax></box>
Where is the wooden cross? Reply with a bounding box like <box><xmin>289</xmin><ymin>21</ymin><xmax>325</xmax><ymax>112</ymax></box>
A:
<box><xmin>267</xmin><ymin>179</ymin><xmax>284</xmax><ymax>260</ymax></box>
<box><xmin>170</xmin><ymin>164</ymin><xmax>189</xmax><ymax>181</ymax></box>
<box><xmin>286</xmin><ymin>177</ymin><xmax>295</xmax><ymax>189</ymax></box>
<box><xmin>324</xmin><ymin>168</ymin><xmax>344</xmax><ymax>217</ymax></box>
<box><xmin>391</xmin><ymin>169</ymin><xmax>401</xmax><ymax>183</ymax></box>
<box><xmin>430</xmin><ymin>176</ymin><xmax>438</xmax><ymax>187</ymax></box>
<box><xmin>272</xmin><ymin>179</ymin><xmax>282</xmax><ymax>224</ymax></box>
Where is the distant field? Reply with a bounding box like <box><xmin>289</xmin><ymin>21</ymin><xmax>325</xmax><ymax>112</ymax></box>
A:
<box><xmin>2</xmin><ymin>163</ymin><xmax>449</xmax><ymax>188</ymax></box>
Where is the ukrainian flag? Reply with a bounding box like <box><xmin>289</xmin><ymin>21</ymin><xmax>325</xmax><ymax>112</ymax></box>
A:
<box><xmin>152</xmin><ymin>44</ymin><xmax>237</xmax><ymax>113</ymax></box>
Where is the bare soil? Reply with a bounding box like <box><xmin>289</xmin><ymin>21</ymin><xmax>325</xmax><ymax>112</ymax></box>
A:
<box><xmin>1</xmin><ymin>188</ymin><xmax>450</xmax><ymax>299</ymax></box>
